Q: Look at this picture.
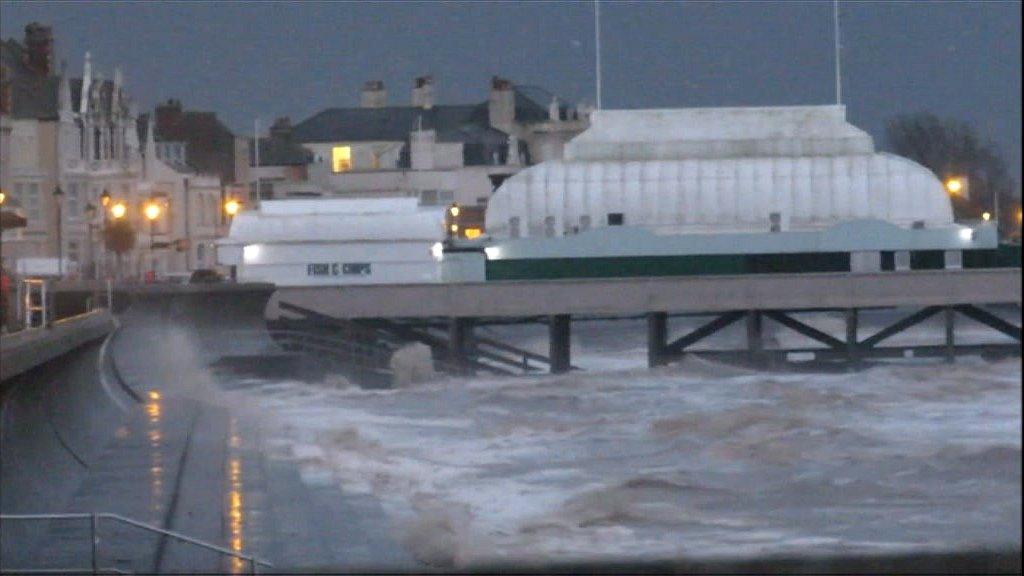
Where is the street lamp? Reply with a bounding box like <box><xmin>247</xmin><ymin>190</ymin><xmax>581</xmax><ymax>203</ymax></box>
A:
<box><xmin>143</xmin><ymin>200</ymin><xmax>162</xmax><ymax>278</ymax></box>
<box><xmin>945</xmin><ymin>177</ymin><xmax>965</xmax><ymax>196</ymax></box>
<box><xmin>224</xmin><ymin>197</ymin><xmax>241</xmax><ymax>218</ymax></box>
<box><xmin>100</xmin><ymin>189</ymin><xmax>111</xmax><ymax>207</ymax></box>
<box><xmin>53</xmin><ymin>186</ymin><xmax>64</xmax><ymax>278</ymax></box>
<box><xmin>85</xmin><ymin>203</ymin><xmax>97</xmax><ymax>279</ymax></box>
<box><xmin>110</xmin><ymin>201</ymin><xmax>127</xmax><ymax>220</ymax></box>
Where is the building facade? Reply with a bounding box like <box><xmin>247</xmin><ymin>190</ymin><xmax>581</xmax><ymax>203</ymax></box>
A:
<box><xmin>261</xmin><ymin>76</ymin><xmax>590</xmax><ymax>211</ymax></box>
<box><xmin>1</xmin><ymin>23</ymin><xmax>225</xmax><ymax>279</ymax></box>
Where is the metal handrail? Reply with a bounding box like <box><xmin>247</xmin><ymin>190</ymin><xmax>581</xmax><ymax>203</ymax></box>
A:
<box><xmin>0</xmin><ymin>512</ymin><xmax>273</xmax><ymax>574</ymax></box>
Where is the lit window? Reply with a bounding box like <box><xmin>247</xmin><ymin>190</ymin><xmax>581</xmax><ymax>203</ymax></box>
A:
<box><xmin>464</xmin><ymin>227</ymin><xmax>482</xmax><ymax>239</ymax></box>
<box><xmin>332</xmin><ymin>146</ymin><xmax>352</xmax><ymax>173</ymax></box>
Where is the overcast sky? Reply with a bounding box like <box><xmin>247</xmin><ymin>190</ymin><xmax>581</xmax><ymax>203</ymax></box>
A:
<box><xmin>2</xmin><ymin>0</ymin><xmax>1020</xmax><ymax>186</ymax></box>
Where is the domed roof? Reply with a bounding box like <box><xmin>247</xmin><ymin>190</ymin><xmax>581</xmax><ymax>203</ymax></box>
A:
<box><xmin>486</xmin><ymin>106</ymin><xmax>954</xmax><ymax>238</ymax></box>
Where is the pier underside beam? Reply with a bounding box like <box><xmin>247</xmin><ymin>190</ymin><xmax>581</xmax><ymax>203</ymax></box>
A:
<box><xmin>846</xmin><ymin>309</ymin><xmax>860</xmax><ymax>366</ymax></box>
<box><xmin>859</xmin><ymin>306</ymin><xmax>943</xmax><ymax>350</ymax></box>
<box><xmin>447</xmin><ymin>318</ymin><xmax>473</xmax><ymax>375</ymax></box>
<box><xmin>747</xmin><ymin>311</ymin><xmax>764</xmax><ymax>365</ymax></box>
<box><xmin>762</xmin><ymin>311</ymin><xmax>845</xmax><ymax>350</ymax></box>
<box><xmin>953</xmin><ymin>304</ymin><xmax>1022</xmax><ymax>342</ymax></box>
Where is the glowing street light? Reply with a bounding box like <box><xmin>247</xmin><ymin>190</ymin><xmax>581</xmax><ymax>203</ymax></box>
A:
<box><xmin>945</xmin><ymin>177</ymin><xmax>964</xmax><ymax>195</ymax></box>
<box><xmin>0</xmin><ymin>190</ymin><xmax>6</xmax><ymax>205</ymax></box>
<box><xmin>100</xmin><ymin>189</ymin><xmax>111</xmax><ymax>207</ymax></box>
<box><xmin>143</xmin><ymin>201</ymin><xmax>162</xmax><ymax>222</ymax></box>
<box><xmin>982</xmin><ymin>212</ymin><xmax>991</xmax><ymax>222</ymax></box>
<box><xmin>224</xmin><ymin>198</ymin><xmax>242</xmax><ymax>217</ymax></box>
<box><xmin>110</xmin><ymin>202</ymin><xmax>127</xmax><ymax>219</ymax></box>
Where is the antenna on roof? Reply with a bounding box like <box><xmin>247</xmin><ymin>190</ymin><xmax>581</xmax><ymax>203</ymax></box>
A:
<box><xmin>833</xmin><ymin>0</ymin><xmax>842</xmax><ymax>105</ymax></box>
<box><xmin>594</xmin><ymin>0</ymin><xmax>602</xmax><ymax>110</ymax></box>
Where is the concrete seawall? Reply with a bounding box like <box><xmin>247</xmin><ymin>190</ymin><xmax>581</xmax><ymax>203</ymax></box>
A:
<box><xmin>1</xmin><ymin>310</ymin><xmax>116</xmax><ymax>384</ymax></box>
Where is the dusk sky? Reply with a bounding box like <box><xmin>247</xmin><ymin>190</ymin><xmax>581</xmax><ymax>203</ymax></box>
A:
<box><xmin>2</xmin><ymin>0</ymin><xmax>1020</xmax><ymax>186</ymax></box>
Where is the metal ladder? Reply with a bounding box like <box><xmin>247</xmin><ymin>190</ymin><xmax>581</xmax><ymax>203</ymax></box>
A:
<box><xmin>0</xmin><ymin>512</ymin><xmax>273</xmax><ymax>575</ymax></box>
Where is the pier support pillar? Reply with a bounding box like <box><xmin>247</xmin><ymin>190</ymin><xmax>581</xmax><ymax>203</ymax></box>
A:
<box><xmin>845</xmin><ymin>308</ymin><xmax>860</xmax><ymax>367</ymax></box>
<box><xmin>647</xmin><ymin>312</ymin><xmax>668</xmax><ymax>368</ymax></box>
<box><xmin>746</xmin><ymin>310</ymin><xmax>764</xmax><ymax>365</ymax></box>
<box><xmin>448</xmin><ymin>317</ymin><xmax>472</xmax><ymax>374</ymax></box>
<box><xmin>944</xmin><ymin>306</ymin><xmax>956</xmax><ymax>363</ymax></box>
<box><xmin>548</xmin><ymin>314</ymin><xmax>572</xmax><ymax>374</ymax></box>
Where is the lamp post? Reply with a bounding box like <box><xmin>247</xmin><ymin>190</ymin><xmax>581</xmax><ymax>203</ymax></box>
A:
<box><xmin>99</xmin><ymin>189</ymin><xmax>110</xmax><ymax>278</ymax></box>
<box><xmin>143</xmin><ymin>199</ymin><xmax>162</xmax><ymax>278</ymax></box>
<box><xmin>85</xmin><ymin>203</ymin><xmax>97</xmax><ymax>280</ymax></box>
<box><xmin>53</xmin><ymin>186</ymin><xmax>64</xmax><ymax>278</ymax></box>
<box><xmin>108</xmin><ymin>200</ymin><xmax>127</xmax><ymax>280</ymax></box>
<box><xmin>223</xmin><ymin>197</ymin><xmax>242</xmax><ymax>282</ymax></box>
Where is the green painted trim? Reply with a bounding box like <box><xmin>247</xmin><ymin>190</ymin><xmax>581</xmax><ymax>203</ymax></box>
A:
<box><xmin>485</xmin><ymin>246</ymin><xmax>1021</xmax><ymax>281</ymax></box>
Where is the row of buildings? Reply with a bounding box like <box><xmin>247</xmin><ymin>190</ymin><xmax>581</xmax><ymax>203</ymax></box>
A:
<box><xmin>0</xmin><ymin>22</ymin><xmax>591</xmax><ymax>280</ymax></box>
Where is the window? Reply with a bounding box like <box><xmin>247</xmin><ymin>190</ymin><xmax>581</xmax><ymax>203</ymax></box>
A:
<box><xmin>371</xmin><ymin>151</ymin><xmax>381</xmax><ymax>170</ymax></box>
<box><xmin>544</xmin><ymin>216</ymin><xmax>556</xmax><ymax>237</ymax></box>
<box><xmin>196</xmin><ymin>243</ymin><xmax>206</xmax><ymax>264</ymax></box>
<box><xmin>607</xmin><ymin>213</ymin><xmax>624</xmax><ymax>226</ymax></box>
<box><xmin>66</xmin><ymin>183</ymin><xmax>81</xmax><ymax>218</ymax></box>
<box><xmin>24</xmin><ymin>183</ymin><xmax>41</xmax><ymax>221</ymax></box>
<box><xmin>67</xmin><ymin>241</ymin><xmax>80</xmax><ymax>263</ymax></box>
<box><xmin>93</xmin><ymin>128</ymin><xmax>101</xmax><ymax>160</ymax></box>
<box><xmin>332</xmin><ymin>146</ymin><xmax>352</xmax><ymax>172</ymax></box>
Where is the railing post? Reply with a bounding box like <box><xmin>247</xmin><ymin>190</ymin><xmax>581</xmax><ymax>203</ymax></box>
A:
<box><xmin>90</xmin><ymin>512</ymin><xmax>99</xmax><ymax>574</ymax></box>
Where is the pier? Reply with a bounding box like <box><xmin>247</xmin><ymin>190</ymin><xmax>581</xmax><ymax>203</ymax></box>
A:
<box><xmin>274</xmin><ymin>268</ymin><xmax>1022</xmax><ymax>373</ymax></box>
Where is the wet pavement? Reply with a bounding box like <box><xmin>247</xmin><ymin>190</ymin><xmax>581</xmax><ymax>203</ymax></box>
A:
<box><xmin>1</xmin><ymin>301</ymin><xmax>416</xmax><ymax>573</ymax></box>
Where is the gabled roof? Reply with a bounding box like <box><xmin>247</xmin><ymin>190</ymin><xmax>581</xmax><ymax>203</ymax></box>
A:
<box><xmin>291</xmin><ymin>103</ymin><xmax>507</xmax><ymax>144</ymax></box>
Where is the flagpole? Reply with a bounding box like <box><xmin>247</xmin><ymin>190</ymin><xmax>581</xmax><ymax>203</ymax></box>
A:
<box><xmin>834</xmin><ymin>0</ymin><xmax>842</xmax><ymax>105</ymax></box>
<box><xmin>595</xmin><ymin>0</ymin><xmax>602</xmax><ymax>110</ymax></box>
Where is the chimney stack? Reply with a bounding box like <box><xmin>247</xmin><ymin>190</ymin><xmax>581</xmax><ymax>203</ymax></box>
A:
<box><xmin>488</xmin><ymin>76</ymin><xmax>515</xmax><ymax>132</ymax></box>
<box><xmin>361</xmin><ymin>80</ymin><xmax>386</xmax><ymax>108</ymax></box>
<box><xmin>411</xmin><ymin>75</ymin><xmax>435</xmax><ymax>109</ymax></box>
<box><xmin>23</xmin><ymin>22</ymin><xmax>54</xmax><ymax>76</ymax></box>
